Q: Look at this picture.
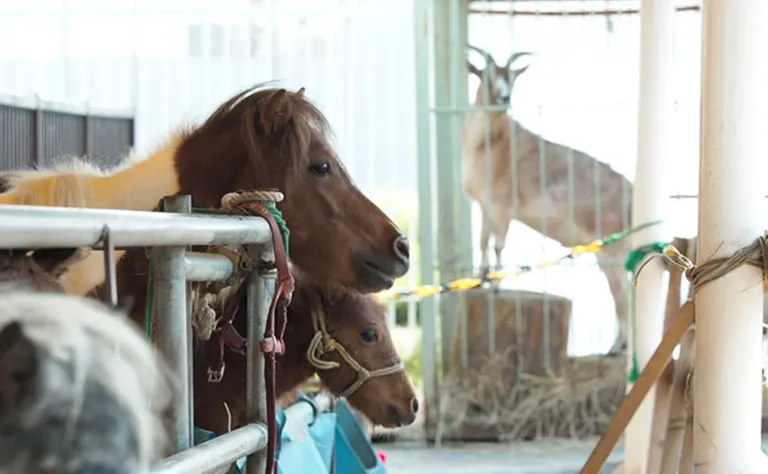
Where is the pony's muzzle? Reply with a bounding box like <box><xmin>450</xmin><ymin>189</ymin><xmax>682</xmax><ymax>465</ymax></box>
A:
<box><xmin>387</xmin><ymin>397</ymin><xmax>419</xmax><ymax>427</ymax></box>
<box><xmin>355</xmin><ymin>236</ymin><xmax>410</xmax><ymax>291</ymax></box>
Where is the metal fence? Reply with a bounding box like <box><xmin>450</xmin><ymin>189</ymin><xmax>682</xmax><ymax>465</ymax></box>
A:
<box><xmin>0</xmin><ymin>197</ymin><xmax>275</xmax><ymax>473</ymax></box>
<box><xmin>0</xmin><ymin>93</ymin><xmax>134</xmax><ymax>171</ymax></box>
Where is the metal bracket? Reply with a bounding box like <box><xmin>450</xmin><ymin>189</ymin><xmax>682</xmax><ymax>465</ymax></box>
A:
<box><xmin>99</xmin><ymin>225</ymin><xmax>119</xmax><ymax>309</ymax></box>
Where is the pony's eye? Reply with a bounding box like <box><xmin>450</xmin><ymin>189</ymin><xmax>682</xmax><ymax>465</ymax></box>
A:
<box><xmin>360</xmin><ymin>331</ymin><xmax>378</xmax><ymax>343</ymax></box>
<box><xmin>309</xmin><ymin>163</ymin><xmax>331</xmax><ymax>177</ymax></box>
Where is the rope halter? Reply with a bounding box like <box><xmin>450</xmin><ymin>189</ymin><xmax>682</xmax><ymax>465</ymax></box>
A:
<box><xmin>305</xmin><ymin>295</ymin><xmax>405</xmax><ymax>399</ymax></box>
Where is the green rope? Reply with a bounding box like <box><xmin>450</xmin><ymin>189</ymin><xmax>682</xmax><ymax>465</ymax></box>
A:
<box><xmin>145</xmin><ymin>250</ymin><xmax>155</xmax><ymax>340</ymax></box>
<box><xmin>142</xmin><ymin>197</ymin><xmax>290</xmax><ymax>341</ymax></box>
<box><xmin>623</xmin><ymin>239</ymin><xmax>670</xmax><ymax>384</ymax></box>
<box><xmin>602</xmin><ymin>219</ymin><xmax>663</xmax><ymax>247</ymax></box>
<box><xmin>262</xmin><ymin>201</ymin><xmax>290</xmax><ymax>256</ymax></box>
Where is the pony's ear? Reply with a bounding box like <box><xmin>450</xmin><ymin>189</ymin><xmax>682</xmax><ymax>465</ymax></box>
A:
<box><xmin>259</xmin><ymin>89</ymin><xmax>292</xmax><ymax>136</ymax></box>
<box><xmin>0</xmin><ymin>321</ymin><xmax>40</xmax><ymax>412</ymax></box>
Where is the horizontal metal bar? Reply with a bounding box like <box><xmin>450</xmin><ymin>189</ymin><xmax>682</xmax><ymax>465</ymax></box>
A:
<box><xmin>151</xmin><ymin>423</ymin><xmax>267</xmax><ymax>474</ymax></box>
<box><xmin>282</xmin><ymin>392</ymin><xmax>333</xmax><ymax>430</ymax></box>
<box><xmin>185</xmin><ymin>252</ymin><xmax>235</xmax><ymax>282</ymax></box>
<box><xmin>669</xmin><ymin>194</ymin><xmax>768</xmax><ymax>199</ymax></box>
<box><xmin>0</xmin><ymin>205</ymin><xmax>271</xmax><ymax>249</ymax></box>
<box><xmin>431</xmin><ymin>105</ymin><xmax>512</xmax><ymax>113</ymax></box>
<box><xmin>0</xmin><ymin>93</ymin><xmax>134</xmax><ymax>119</ymax></box>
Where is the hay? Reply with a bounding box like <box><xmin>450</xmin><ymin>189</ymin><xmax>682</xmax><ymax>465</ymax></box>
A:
<box><xmin>440</xmin><ymin>347</ymin><xmax>625</xmax><ymax>441</ymax></box>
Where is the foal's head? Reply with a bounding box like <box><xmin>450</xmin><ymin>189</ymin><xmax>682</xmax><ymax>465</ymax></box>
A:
<box><xmin>288</xmin><ymin>278</ymin><xmax>419</xmax><ymax>428</ymax></box>
<box><xmin>192</xmin><ymin>272</ymin><xmax>418</xmax><ymax>435</ymax></box>
<box><xmin>0</xmin><ymin>288</ymin><xmax>175</xmax><ymax>474</ymax></box>
<box><xmin>174</xmin><ymin>84</ymin><xmax>410</xmax><ymax>293</ymax></box>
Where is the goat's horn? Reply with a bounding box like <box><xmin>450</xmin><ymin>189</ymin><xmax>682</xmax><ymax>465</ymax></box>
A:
<box><xmin>466</xmin><ymin>44</ymin><xmax>495</xmax><ymax>66</ymax></box>
<box><xmin>505</xmin><ymin>51</ymin><xmax>534</xmax><ymax>70</ymax></box>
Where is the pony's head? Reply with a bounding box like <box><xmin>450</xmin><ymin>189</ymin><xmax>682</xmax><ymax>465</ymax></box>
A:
<box><xmin>191</xmin><ymin>268</ymin><xmax>418</xmax><ymax>435</ymax></box>
<box><xmin>0</xmin><ymin>288</ymin><xmax>175</xmax><ymax>474</ymax></box>
<box><xmin>289</xmin><ymin>277</ymin><xmax>418</xmax><ymax>429</ymax></box>
<box><xmin>174</xmin><ymin>84</ymin><xmax>410</xmax><ymax>293</ymax></box>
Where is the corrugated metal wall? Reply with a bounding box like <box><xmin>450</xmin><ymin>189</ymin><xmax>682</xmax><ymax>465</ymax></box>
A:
<box><xmin>0</xmin><ymin>95</ymin><xmax>133</xmax><ymax>171</ymax></box>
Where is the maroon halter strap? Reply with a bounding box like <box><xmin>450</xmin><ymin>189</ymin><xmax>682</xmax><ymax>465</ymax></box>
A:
<box><xmin>205</xmin><ymin>200</ymin><xmax>293</xmax><ymax>474</ymax></box>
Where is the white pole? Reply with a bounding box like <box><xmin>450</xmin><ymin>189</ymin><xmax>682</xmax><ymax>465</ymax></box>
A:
<box><xmin>623</xmin><ymin>1</ymin><xmax>675</xmax><ymax>473</ymax></box>
<box><xmin>694</xmin><ymin>1</ymin><xmax>768</xmax><ymax>472</ymax></box>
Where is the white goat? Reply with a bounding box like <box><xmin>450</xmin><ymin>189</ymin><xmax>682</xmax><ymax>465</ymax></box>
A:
<box><xmin>0</xmin><ymin>284</ymin><xmax>176</xmax><ymax>474</ymax></box>
<box><xmin>461</xmin><ymin>45</ymin><xmax>633</xmax><ymax>354</ymax></box>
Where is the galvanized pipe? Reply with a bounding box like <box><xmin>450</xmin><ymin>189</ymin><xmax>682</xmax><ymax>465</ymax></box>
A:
<box><xmin>246</xmin><ymin>254</ymin><xmax>275</xmax><ymax>474</ymax></box>
<box><xmin>151</xmin><ymin>423</ymin><xmax>268</xmax><ymax>474</ymax></box>
<box><xmin>152</xmin><ymin>196</ymin><xmax>193</xmax><ymax>454</ymax></box>
<box><xmin>281</xmin><ymin>392</ymin><xmax>333</xmax><ymax>431</ymax></box>
<box><xmin>0</xmin><ymin>204</ymin><xmax>270</xmax><ymax>248</ymax></box>
<box><xmin>184</xmin><ymin>252</ymin><xmax>235</xmax><ymax>282</ymax></box>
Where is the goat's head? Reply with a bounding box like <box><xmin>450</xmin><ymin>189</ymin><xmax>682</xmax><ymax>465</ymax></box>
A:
<box><xmin>467</xmin><ymin>45</ymin><xmax>533</xmax><ymax>106</ymax></box>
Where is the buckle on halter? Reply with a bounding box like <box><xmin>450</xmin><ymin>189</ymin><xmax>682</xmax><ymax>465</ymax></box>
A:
<box><xmin>207</xmin><ymin>362</ymin><xmax>226</xmax><ymax>383</ymax></box>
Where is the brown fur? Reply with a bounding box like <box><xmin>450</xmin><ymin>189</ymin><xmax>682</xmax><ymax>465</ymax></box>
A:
<box><xmin>176</xmin><ymin>273</ymin><xmax>415</xmax><ymax>435</ymax></box>
<box><xmin>0</xmin><ymin>83</ymin><xmax>410</xmax><ymax>297</ymax></box>
<box><xmin>463</xmin><ymin>47</ymin><xmax>633</xmax><ymax>353</ymax></box>
<box><xmin>170</xmin><ymin>83</ymin><xmax>410</xmax><ymax>293</ymax></box>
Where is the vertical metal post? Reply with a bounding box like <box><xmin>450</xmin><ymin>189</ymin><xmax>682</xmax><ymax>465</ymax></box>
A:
<box><xmin>153</xmin><ymin>195</ymin><xmax>193</xmax><ymax>454</ymax></box>
<box><xmin>432</xmin><ymin>0</ymin><xmax>471</xmax><ymax>392</ymax></box>
<box><xmin>246</xmin><ymin>245</ymin><xmax>274</xmax><ymax>474</ymax></box>
<box><xmin>413</xmin><ymin>0</ymin><xmax>439</xmax><ymax>442</ymax></box>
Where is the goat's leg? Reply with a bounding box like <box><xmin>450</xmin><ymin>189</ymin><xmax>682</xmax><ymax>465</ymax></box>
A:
<box><xmin>596</xmin><ymin>249</ymin><xmax>630</xmax><ymax>356</ymax></box>
<box><xmin>492</xmin><ymin>213</ymin><xmax>512</xmax><ymax>272</ymax></box>
<box><xmin>479</xmin><ymin>208</ymin><xmax>492</xmax><ymax>275</ymax></box>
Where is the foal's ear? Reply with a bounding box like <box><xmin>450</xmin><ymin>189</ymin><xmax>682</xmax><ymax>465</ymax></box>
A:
<box><xmin>0</xmin><ymin>321</ymin><xmax>40</xmax><ymax>412</ymax></box>
<box><xmin>259</xmin><ymin>89</ymin><xmax>293</xmax><ymax>136</ymax></box>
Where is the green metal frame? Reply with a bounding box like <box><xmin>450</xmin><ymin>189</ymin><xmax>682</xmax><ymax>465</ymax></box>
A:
<box><xmin>413</xmin><ymin>0</ymin><xmax>473</xmax><ymax>442</ymax></box>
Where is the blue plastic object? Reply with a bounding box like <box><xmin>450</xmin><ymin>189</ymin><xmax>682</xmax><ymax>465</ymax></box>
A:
<box><xmin>333</xmin><ymin>399</ymin><xmax>387</xmax><ymax>474</ymax></box>
<box><xmin>191</xmin><ymin>394</ymin><xmax>387</xmax><ymax>474</ymax></box>
<box><xmin>276</xmin><ymin>411</ymin><xmax>336</xmax><ymax>474</ymax></box>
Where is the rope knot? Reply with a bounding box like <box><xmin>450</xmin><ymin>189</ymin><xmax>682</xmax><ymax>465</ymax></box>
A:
<box><xmin>192</xmin><ymin>287</ymin><xmax>233</xmax><ymax>341</ymax></box>
<box><xmin>307</xmin><ymin>332</ymin><xmax>341</xmax><ymax>370</ymax></box>
<box><xmin>634</xmin><ymin>234</ymin><xmax>768</xmax><ymax>298</ymax></box>
<box><xmin>220</xmin><ymin>189</ymin><xmax>285</xmax><ymax>209</ymax></box>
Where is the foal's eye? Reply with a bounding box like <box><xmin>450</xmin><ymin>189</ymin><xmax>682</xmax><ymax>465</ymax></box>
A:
<box><xmin>360</xmin><ymin>331</ymin><xmax>378</xmax><ymax>343</ymax></box>
<box><xmin>309</xmin><ymin>163</ymin><xmax>331</xmax><ymax>177</ymax></box>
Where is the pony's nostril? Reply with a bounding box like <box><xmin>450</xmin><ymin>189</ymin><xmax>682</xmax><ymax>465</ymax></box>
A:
<box><xmin>393</xmin><ymin>235</ymin><xmax>410</xmax><ymax>261</ymax></box>
<box><xmin>410</xmin><ymin>397</ymin><xmax>419</xmax><ymax>414</ymax></box>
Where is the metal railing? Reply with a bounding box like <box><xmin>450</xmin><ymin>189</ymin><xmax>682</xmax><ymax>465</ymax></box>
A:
<box><xmin>0</xmin><ymin>93</ymin><xmax>133</xmax><ymax>171</ymax></box>
<box><xmin>0</xmin><ymin>196</ymin><xmax>275</xmax><ymax>473</ymax></box>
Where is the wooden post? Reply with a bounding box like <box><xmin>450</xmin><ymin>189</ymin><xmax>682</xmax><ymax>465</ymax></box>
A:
<box><xmin>694</xmin><ymin>0</ymin><xmax>768</xmax><ymax>471</ymax></box>
<box><xmin>659</xmin><ymin>238</ymin><xmax>696</xmax><ymax>474</ymax></box>
<box><xmin>579</xmin><ymin>303</ymin><xmax>694</xmax><ymax>474</ymax></box>
<box><xmin>646</xmin><ymin>238</ymin><xmax>687</xmax><ymax>474</ymax></box>
<box><xmin>624</xmin><ymin>1</ymin><xmax>676</xmax><ymax>472</ymax></box>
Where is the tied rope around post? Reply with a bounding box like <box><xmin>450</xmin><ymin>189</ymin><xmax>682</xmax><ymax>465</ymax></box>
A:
<box><xmin>221</xmin><ymin>189</ymin><xmax>294</xmax><ymax>474</ymax></box>
<box><xmin>633</xmin><ymin>233</ymin><xmax>768</xmax><ymax>296</ymax></box>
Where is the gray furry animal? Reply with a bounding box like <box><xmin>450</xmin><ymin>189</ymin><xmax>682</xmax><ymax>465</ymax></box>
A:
<box><xmin>0</xmin><ymin>287</ymin><xmax>176</xmax><ymax>474</ymax></box>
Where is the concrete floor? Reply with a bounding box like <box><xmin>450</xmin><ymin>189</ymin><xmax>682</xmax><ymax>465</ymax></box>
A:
<box><xmin>378</xmin><ymin>436</ymin><xmax>768</xmax><ymax>474</ymax></box>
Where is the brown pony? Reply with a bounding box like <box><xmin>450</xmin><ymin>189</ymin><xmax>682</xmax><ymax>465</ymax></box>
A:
<box><xmin>189</xmin><ymin>273</ymin><xmax>419</xmax><ymax>435</ymax></box>
<box><xmin>0</xmin><ymin>83</ymin><xmax>409</xmax><ymax>296</ymax></box>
